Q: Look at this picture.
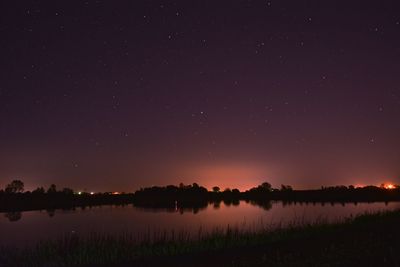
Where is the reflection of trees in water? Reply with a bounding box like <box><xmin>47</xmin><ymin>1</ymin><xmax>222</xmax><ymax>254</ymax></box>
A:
<box><xmin>4</xmin><ymin>211</ymin><xmax>22</xmax><ymax>222</ymax></box>
<box><xmin>134</xmin><ymin>200</ymin><xmax>209</xmax><ymax>214</ymax></box>
<box><xmin>46</xmin><ymin>209</ymin><xmax>56</xmax><ymax>217</ymax></box>
<box><xmin>178</xmin><ymin>206</ymin><xmax>205</xmax><ymax>214</ymax></box>
<box><xmin>249</xmin><ymin>200</ymin><xmax>272</xmax><ymax>211</ymax></box>
<box><xmin>223</xmin><ymin>199</ymin><xmax>232</xmax><ymax>206</ymax></box>
<box><xmin>213</xmin><ymin>201</ymin><xmax>221</xmax><ymax>209</ymax></box>
<box><xmin>279</xmin><ymin>200</ymin><xmax>379</xmax><ymax>208</ymax></box>
<box><xmin>135</xmin><ymin>200</ymin><xmax>272</xmax><ymax>213</ymax></box>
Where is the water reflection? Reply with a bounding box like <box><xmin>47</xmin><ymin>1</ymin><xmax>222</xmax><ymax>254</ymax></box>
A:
<box><xmin>46</xmin><ymin>209</ymin><xmax>56</xmax><ymax>217</ymax></box>
<box><xmin>4</xmin><ymin>211</ymin><xmax>22</xmax><ymax>222</ymax></box>
<box><xmin>249</xmin><ymin>200</ymin><xmax>272</xmax><ymax>211</ymax></box>
<box><xmin>1</xmin><ymin>200</ymin><xmax>393</xmax><ymax>221</ymax></box>
<box><xmin>1</xmin><ymin>200</ymin><xmax>399</xmax><ymax>248</ymax></box>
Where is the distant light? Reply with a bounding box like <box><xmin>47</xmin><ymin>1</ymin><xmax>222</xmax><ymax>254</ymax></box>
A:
<box><xmin>90</xmin><ymin>192</ymin><xmax>94</xmax><ymax>195</ymax></box>
<box><xmin>385</xmin><ymin>184</ymin><xmax>395</xmax><ymax>190</ymax></box>
<box><xmin>78</xmin><ymin>191</ymin><xmax>82</xmax><ymax>195</ymax></box>
<box><xmin>112</xmin><ymin>192</ymin><xmax>120</xmax><ymax>195</ymax></box>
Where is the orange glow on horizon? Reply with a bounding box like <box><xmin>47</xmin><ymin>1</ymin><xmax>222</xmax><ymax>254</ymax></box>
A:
<box><xmin>384</xmin><ymin>183</ymin><xmax>395</xmax><ymax>190</ymax></box>
<box><xmin>183</xmin><ymin>163</ymin><xmax>270</xmax><ymax>192</ymax></box>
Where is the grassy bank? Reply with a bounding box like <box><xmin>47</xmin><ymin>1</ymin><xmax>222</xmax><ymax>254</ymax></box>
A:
<box><xmin>1</xmin><ymin>210</ymin><xmax>400</xmax><ymax>266</ymax></box>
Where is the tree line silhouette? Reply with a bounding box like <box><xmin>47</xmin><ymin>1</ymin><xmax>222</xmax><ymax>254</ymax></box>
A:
<box><xmin>0</xmin><ymin>180</ymin><xmax>133</xmax><ymax>212</ymax></box>
<box><xmin>1</xmin><ymin>179</ymin><xmax>400</xmax><ymax>213</ymax></box>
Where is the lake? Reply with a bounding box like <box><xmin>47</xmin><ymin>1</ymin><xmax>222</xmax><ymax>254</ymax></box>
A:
<box><xmin>1</xmin><ymin>200</ymin><xmax>399</xmax><ymax>248</ymax></box>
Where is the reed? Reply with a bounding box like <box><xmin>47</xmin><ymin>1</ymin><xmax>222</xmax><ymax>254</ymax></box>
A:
<box><xmin>1</xmin><ymin>210</ymin><xmax>399</xmax><ymax>267</ymax></box>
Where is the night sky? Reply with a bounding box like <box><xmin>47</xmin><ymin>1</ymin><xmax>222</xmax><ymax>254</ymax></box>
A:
<box><xmin>1</xmin><ymin>1</ymin><xmax>400</xmax><ymax>192</ymax></box>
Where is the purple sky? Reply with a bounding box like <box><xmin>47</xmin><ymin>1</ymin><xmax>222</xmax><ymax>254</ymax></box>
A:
<box><xmin>1</xmin><ymin>1</ymin><xmax>400</xmax><ymax>192</ymax></box>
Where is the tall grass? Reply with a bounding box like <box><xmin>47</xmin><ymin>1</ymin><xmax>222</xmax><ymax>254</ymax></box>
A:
<box><xmin>1</xmin><ymin>210</ymin><xmax>399</xmax><ymax>267</ymax></box>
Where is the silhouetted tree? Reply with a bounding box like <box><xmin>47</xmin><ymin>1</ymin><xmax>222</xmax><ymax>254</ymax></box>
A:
<box><xmin>32</xmin><ymin>187</ymin><xmax>45</xmax><ymax>194</ymax></box>
<box><xmin>260</xmin><ymin>182</ymin><xmax>272</xmax><ymax>192</ymax></box>
<box><xmin>249</xmin><ymin>182</ymin><xmax>272</xmax><ymax>193</ymax></box>
<box><xmin>47</xmin><ymin>184</ymin><xmax>57</xmax><ymax>194</ymax></box>
<box><xmin>212</xmin><ymin>186</ymin><xmax>220</xmax><ymax>193</ymax></box>
<box><xmin>62</xmin><ymin>188</ymin><xmax>74</xmax><ymax>195</ymax></box>
<box><xmin>5</xmin><ymin>180</ymin><xmax>24</xmax><ymax>193</ymax></box>
<box><xmin>223</xmin><ymin>188</ymin><xmax>231</xmax><ymax>193</ymax></box>
<box><xmin>280</xmin><ymin>184</ymin><xmax>293</xmax><ymax>191</ymax></box>
<box><xmin>232</xmin><ymin>188</ymin><xmax>240</xmax><ymax>194</ymax></box>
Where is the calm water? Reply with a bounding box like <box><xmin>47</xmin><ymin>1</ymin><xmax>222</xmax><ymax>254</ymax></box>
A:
<box><xmin>1</xmin><ymin>201</ymin><xmax>399</xmax><ymax>248</ymax></box>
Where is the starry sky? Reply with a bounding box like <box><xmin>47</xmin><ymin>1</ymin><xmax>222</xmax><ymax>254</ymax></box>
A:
<box><xmin>1</xmin><ymin>1</ymin><xmax>400</xmax><ymax>192</ymax></box>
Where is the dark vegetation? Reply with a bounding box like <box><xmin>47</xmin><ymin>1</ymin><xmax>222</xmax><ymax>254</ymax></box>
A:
<box><xmin>0</xmin><ymin>180</ymin><xmax>133</xmax><ymax>213</ymax></box>
<box><xmin>2</xmin><ymin>180</ymin><xmax>400</xmax><ymax>266</ymax></box>
<box><xmin>2</xmin><ymin>209</ymin><xmax>400</xmax><ymax>266</ymax></box>
<box><xmin>133</xmin><ymin>181</ymin><xmax>400</xmax><ymax>208</ymax></box>
<box><xmin>1</xmin><ymin>180</ymin><xmax>400</xmax><ymax>213</ymax></box>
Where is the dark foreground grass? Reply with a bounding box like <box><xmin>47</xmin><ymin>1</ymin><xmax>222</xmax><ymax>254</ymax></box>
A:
<box><xmin>2</xmin><ymin>210</ymin><xmax>400</xmax><ymax>267</ymax></box>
